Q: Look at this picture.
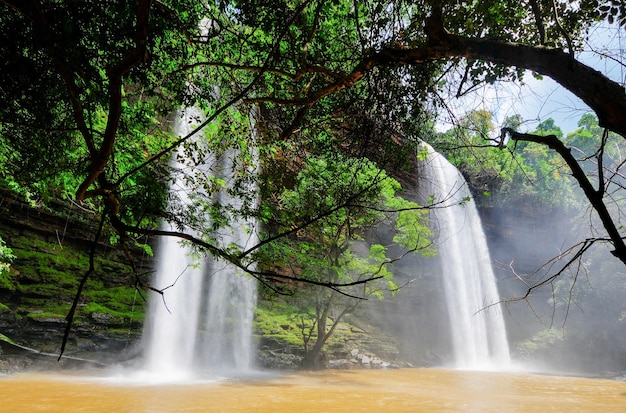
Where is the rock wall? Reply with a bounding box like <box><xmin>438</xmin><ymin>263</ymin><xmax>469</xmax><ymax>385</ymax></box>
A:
<box><xmin>0</xmin><ymin>190</ymin><xmax>152</xmax><ymax>370</ymax></box>
<box><xmin>0</xmin><ymin>190</ymin><xmax>413</xmax><ymax>372</ymax></box>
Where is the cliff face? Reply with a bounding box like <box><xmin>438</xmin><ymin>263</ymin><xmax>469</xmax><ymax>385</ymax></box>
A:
<box><xmin>0</xmin><ymin>190</ymin><xmax>152</xmax><ymax>370</ymax></box>
<box><xmin>8</xmin><ymin>186</ymin><xmax>612</xmax><ymax>373</ymax></box>
<box><xmin>0</xmin><ymin>191</ymin><xmax>411</xmax><ymax>372</ymax></box>
<box><xmin>0</xmin><ymin>187</ymin><xmax>580</xmax><ymax>373</ymax></box>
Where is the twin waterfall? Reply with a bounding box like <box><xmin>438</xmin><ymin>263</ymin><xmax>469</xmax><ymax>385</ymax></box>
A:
<box><xmin>141</xmin><ymin>108</ymin><xmax>258</xmax><ymax>379</ymax></box>
<box><xmin>420</xmin><ymin>144</ymin><xmax>511</xmax><ymax>369</ymax></box>
<box><xmin>140</xmin><ymin>118</ymin><xmax>509</xmax><ymax>375</ymax></box>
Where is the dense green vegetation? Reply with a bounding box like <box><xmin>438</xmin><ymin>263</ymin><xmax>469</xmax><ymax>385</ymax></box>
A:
<box><xmin>255</xmin><ymin>155</ymin><xmax>433</xmax><ymax>365</ymax></box>
<box><xmin>5</xmin><ymin>236</ymin><xmax>143</xmax><ymax>327</ymax></box>
<box><xmin>433</xmin><ymin>112</ymin><xmax>616</xmax><ymax>211</ymax></box>
<box><xmin>1</xmin><ymin>0</ymin><xmax>626</xmax><ymax>363</ymax></box>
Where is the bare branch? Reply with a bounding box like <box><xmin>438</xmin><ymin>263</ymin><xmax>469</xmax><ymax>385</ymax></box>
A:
<box><xmin>502</xmin><ymin>128</ymin><xmax>626</xmax><ymax>264</ymax></box>
<box><xmin>502</xmin><ymin>238</ymin><xmax>598</xmax><ymax>304</ymax></box>
<box><xmin>247</xmin><ymin>268</ymin><xmax>382</xmax><ymax>299</ymax></box>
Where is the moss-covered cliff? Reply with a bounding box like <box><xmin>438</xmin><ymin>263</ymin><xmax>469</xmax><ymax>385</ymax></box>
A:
<box><xmin>0</xmin><ymin>190</ymin><xmax>411</xmax><ymax>372</ymax></box>
<box><xmin>0</xmin><ymin>190</ymin><xmax>150</xmax><ymax>370</ymax></box>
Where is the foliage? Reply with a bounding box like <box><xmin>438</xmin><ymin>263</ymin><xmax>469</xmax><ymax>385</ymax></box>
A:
<box><xmin>257</xmin><ymin>155</ymin><xmax>431</xmax><ymax>289</ymax></box>
<box><xmin>1</xmin><ymin>0</ymin><xmax>626</xmax><ymax>341</ymax></box>
<box><xmin>433</xmin><ymin>112</ymin><xmax>591</xmax><ymax>210</ymax></box>
<box><xmin>0</xmin><ymin>236</ymin><xmax>15</xmax><ymax>290</ymax></box>
<box><xmin>507</xmin><ymin>120</ymin><xmax>577</xmax><ymax>209</ymax></box>
<box><xmin>515</xmin><ymin>328</ymin><xmax>565</xmax><ymax>358</ymax></box>
<box><xmin>565</xmin><ymin>114</ymin><xmax>624</xmax><ymax>172</ymax></box>
<box><xmin>255</xmin><ymin>154</ymin><xmax>432</xmax><ymax>365</ymax></box>
<box><xmin>0</xmin><ymin>0</ymin><xmax>190</xmax><ymax>203</ymax></box>
<box><xmin>0</xmin><ymin>0</ymin><xmax>621</xmax><ymax>238</ymax></box>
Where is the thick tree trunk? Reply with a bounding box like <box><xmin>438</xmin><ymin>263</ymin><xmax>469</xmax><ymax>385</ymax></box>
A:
<box><xmin>265</xmin><ymin>21</ymin><xmax>626</xmax><ymax>140</ymax></box>
<box><xmin>376</xmin><ymin>30</ymin><xmax>626</xmax><ymax>139</ymax></box>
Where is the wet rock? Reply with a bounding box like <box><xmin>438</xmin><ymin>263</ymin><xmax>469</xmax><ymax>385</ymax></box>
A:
<box><xmin>257</xmin><ymin>349</ymin><xmax>302</xmax><ymax>369</ymax></box>
<box><xmin>90</xmin><ymin>312</ymin><xmax>123</xmax><ymax>326</ymax></box>
<box><xmin>327</xmin><ymin>359</ymin><xmax>349</xmax><ymax>369</ymax></box>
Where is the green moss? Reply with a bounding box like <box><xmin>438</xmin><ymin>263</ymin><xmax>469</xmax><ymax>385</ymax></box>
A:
<box><xmin>84</xmin><ymin>286</ymin><xmax>144</xmax><ymax>322</ymax></box>
<box><xmin>255</xmin><ymin>298</ymin><xmax>400</xmax><ymax>362</ymax></box>
<box><xmin>6</xmin><ymin>236</ymin><xmax>145</xmax><ymax>327</ymax></box>
<box><xmin>12</xmin><ymin>245</ymin><xmax>85</xmax><ymax>288</ymax></box>
<box><xmin>0</xmin><ymin>271</ymin><xmax>16</xmax><ymax>291</ymax></box>
<box><xmin>17</xmin><ymin>283</ymin><xmax>72</xmax><ymax>298</ymax></box>
<box><xmin>83</xmin><ymin>301</ymin><xmax>143</xmax><ymax>323</ymax></box>
<box><xmin>255</xmin><ymin>301</ymin><xmax>359</xmax><ymax>349</ymax></box>
<box><xmin>85</xmin><ymin>286</ymin><xmax>141</xmax><ymax>308</ymax></box>
<box><xmin>255</xmin><ymin>303</ymin><xmax>310</xmax><ymax>347</ymax></box>
<box><xmin>26</xmin><ymin>308</ymin><xmax>69</xmax><ymax>320</ymax></box>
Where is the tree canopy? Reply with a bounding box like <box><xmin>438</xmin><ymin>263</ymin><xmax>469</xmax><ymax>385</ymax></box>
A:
<box><xmin>2</xmin><ymin>0</ymin><xmax>626</xmax><ymax>329</ymax></box>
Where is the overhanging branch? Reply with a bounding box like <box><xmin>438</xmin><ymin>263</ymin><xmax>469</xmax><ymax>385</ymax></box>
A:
<box><xmin>501</xmin><ymin>127</ymin><xmax>626</xmax><ymax>264</ymax></box>
<box><xmin>75</xmin><ymin>0</ymin><xmax>152</xmax><ymax>200</ymax></box>
<box><xmin>248</xmin><ymin>8</ymin><xmax>626</xmax><ymax>140</ymax></box>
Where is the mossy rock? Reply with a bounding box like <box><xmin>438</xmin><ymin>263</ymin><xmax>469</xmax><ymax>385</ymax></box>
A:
<box><xmin>0</xmin><ymin>271</ymin><xmax>17</xmax><ymax>291</ymax></box>
<box><xmin>89</xmin><ymin>312</ymin><xmax>125</xmax><ymax>326</ymax></box>
<box><xmin>82</xmin><ymin>302</ymin><xmax>144</xmax><ymax>324</ymax></box>
<box><xmin>25</xmin><ymin>311</ymin><xmax>66</xmax><ymax>324</ymax></box>
<box><xmin>17</xmin><ymin>284</ymin><xmax>71</xmax><ymax>299</ymax></box>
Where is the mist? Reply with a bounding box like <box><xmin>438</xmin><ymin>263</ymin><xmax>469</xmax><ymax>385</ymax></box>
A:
<box><xmin>361</xmin><ymin>156</ymin><xmax>626</xmax><ymax>377</ymax></box>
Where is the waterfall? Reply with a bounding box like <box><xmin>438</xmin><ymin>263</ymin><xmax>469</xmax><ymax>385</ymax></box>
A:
<box><xmin>141</xmin><ymin>107</ymin><xmax>258</xmax><ymax>379</ymax></box>
<box><xmin>419</xmin><ymin>144</ymin><xmax>510</xmax><ymax>370</ymax></box>
<box><xmin>198</xmin><ymin>149</ymin><xmax>258</xmax><ymax>372</ymax></box>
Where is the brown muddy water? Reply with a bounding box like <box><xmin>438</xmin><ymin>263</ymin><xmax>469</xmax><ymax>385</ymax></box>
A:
<box><xmin>1</xmin><ymin>368</ymin><xmax>626</xmax><ymax>412</ymax></box>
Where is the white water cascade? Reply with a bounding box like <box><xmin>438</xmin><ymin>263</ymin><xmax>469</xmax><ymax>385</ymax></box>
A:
<box><xmin>420</xmin><ymin>144</ymin><xmax>510</xmax><ymax>370</ymax></box>
<box><xmin>141</xmin><ymin>108</ymin><xmax>258</xmax><ymax>379</ymax></box>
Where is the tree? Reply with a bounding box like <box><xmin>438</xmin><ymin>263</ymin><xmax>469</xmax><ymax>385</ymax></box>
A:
<box><xmin>432</xmin><ymin>112</ymin><xmax>579</xmax><ymax>210</ymax></box>
<box><xmin>2</xmin><ymin>0</ymin><xmax>626</xmax><ymax>352</ymax></box>
<box><xmin>256</xmin><ymin>155</ymin><xmax>433</xmax><ymax>367</ymax></box>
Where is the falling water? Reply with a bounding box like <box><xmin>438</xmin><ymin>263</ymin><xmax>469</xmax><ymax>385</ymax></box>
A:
<box><xmin>198</xmin><ymin>149</ymin><xmax>258</xmax><ymax>372</ymax></box>
<box><xmin>420</xmin><ymin>144</ymin><xmax>510</xmax><ymax>370</ymax></box>
<box><xmin>141</xmin><ymin>108</ymin><xmax>258</xmax><ymax>379</ymax></box>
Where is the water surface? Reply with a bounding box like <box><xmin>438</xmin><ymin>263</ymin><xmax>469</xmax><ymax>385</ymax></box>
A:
<box><xmin>2</xmin><ymin>368</ymin><xmax>625</xmax><ymax>412</ymax></box>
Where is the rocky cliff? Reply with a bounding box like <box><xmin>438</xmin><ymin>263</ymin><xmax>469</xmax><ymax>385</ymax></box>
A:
<box><xmin>0</xmin><ymin>190</ymin><xmax>410</xmax><ymax>372</ymax></box>
<box><xmin>0</xmin><ymin>190</ymin><xmax>151</xmax><ymax>371</ymax></box>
